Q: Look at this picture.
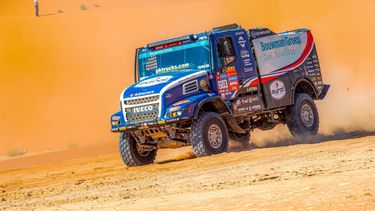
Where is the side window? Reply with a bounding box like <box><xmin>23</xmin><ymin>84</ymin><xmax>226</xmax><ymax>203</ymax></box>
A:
<box><xmin>216</xmin><ymin>36</ymin><xmax>236</xmax><ymax>72</ymax></box>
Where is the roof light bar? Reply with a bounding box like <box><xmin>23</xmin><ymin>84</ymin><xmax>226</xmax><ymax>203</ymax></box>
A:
<box><xmin>212</xmin><ymin>23</ymin><xmax>240</xmax><ymax>32</ymax></box>
<box><xmin>147</xmin><ymin>34</ymin><xmax>195</xmax><ymax>48</ymax></box>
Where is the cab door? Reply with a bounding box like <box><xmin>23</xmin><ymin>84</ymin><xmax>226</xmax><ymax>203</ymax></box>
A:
<box><xmin>211</xmin><ymin>30</ymin><xmax>265</xmax><ymax>115</ymax></box>
<box><xmin>211</xmin><ymin>29</ymin><xmax>258</xmax><ymax>101</ymax></box>
<box><xmin>211</xmin><ymin>31</ymin><xmax>242</xmax><ymax>101</ymax></box>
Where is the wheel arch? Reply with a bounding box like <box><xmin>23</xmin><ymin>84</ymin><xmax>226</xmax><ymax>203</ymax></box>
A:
<box><xmin>193</xmin><ymin>97</ymin><xmax>231</xmax><ymax>119</ymax></box>
<box><xmin>292</xmin><ymin>78</ymin><xmax>318</xmax><ymax>103</ymax></box>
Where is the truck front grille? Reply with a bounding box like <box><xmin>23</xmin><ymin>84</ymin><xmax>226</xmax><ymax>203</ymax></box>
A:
<box><xmin>123</xmin><ymin>95</ymin><xmax>160</xmax><ymax>124</ymax></box>
<box><xmin>124</xmin><ymin>95</ymin><xmax>159</xmax><ymax>106</ymax></box>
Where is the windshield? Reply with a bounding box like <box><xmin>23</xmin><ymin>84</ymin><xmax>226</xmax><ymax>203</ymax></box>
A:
<box><xmin>138</xmin><ymin>39</ymin><xmax>210</xmax><ymax>80</ymax></box>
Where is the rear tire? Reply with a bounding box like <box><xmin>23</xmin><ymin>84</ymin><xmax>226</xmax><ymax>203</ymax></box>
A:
<box><xmin>229</xmin><ymin>132</ymin><xmax>251</xmax><ymax>147</ymax></box>
<box><xmin>286</xmin><ymin>93</ymin><xmax>319</xmax><ymax>140</ymax></box>
<box><xmin>119</xmin><ymin>133</ymin><xmax>156</xmax><ymax>166</ymax></box>
<box><xmin>190</xmin><ymin>112</ymin><xmax>229</xmax><ymax>157</ymax></box>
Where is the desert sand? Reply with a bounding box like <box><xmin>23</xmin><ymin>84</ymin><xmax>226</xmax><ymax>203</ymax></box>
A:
<box><xmin>1</xmin><ymin>134</ymin><xmax>374</xmax><ymax>210</ymax></box>
<box><xmin>1</xmin><ymin>0</ymin><xmax>375</xmax><ymax>210</ymax></box>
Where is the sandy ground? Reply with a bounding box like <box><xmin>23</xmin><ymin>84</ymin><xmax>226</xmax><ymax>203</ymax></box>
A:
<box><xmin>0</xmin><ymin>135</ymin><xmax>374</xmax><ymax>210</ymax></box>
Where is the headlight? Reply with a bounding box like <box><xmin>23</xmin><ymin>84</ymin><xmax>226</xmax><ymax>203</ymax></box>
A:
<box><xmin>111</xmin><ymin>116</ymin><xmax>121</xmax><ymax>126</ymax></box>
<box><xmin>166</xmin><ymin>109</ymin><xmax>185</xmax><ymax>118</ymax></box>
<box><xmin>112</xmin><ymin>116</ymin><xmax>121</xmax><ymax>121</ymax></box>
<box><xmin>112</xmin><ymin>120</ymin><xmax>121</xmax><ymax>126</ymax></box>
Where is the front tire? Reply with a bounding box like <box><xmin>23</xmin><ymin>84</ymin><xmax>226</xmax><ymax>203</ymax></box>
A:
<box><xmin>190</xmin><ymin>112</ymin><xmax>229</xmax><ymax>157</ymax></box>
<box><xmin>119</xmin><ymin>133</ymin><xmax>157</xmax><ymax>166</ymax></box>
<box><xmin>286</xmin><ymin>93</ymin><xmax>319</xmax><ymax>140</ymax></box>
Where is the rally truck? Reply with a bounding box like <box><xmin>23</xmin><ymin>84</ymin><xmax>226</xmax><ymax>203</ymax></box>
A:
<box><xmin>111</xmin><ymin>24</ymin><xmax>330</xmax><ymax>166</ymax></box>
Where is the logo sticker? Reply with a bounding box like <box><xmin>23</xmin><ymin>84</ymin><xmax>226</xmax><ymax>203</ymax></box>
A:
<box><xmin>238</xmin><ymin>36</ymin><xmax>246</xmax><ymax>48</ymax></box>
<box><xmin>200</xmin><ymin>79</ymin><xmax>207</xmax><ymax>88</ymax></box>
<box><xmin>135</xmin><ymin>76</ymin><xmax>172</xmax><ymax>88</ymax></box>
<box><xmin>270</xmin><ymin>80</ymin><xmax>286</xmax><ymax>100</ymax></box>
<box><xmin>173</xmin><ymin>99</ymin><xmax>191</xmax><ymax>106</ymax></box>
<box><xmin>132</xmin><ymin>91</ymin><xmax>155</xmax><ymax>97</ymax></box>
<box><xmin>133</xmin><ymin>105</ymin><xmax>154</xmax><ymax>113</ymax></box>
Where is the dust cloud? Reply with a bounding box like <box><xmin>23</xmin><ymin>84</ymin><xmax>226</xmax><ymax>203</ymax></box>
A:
<box><xmin>1</xmin><ymin>0</ymin><xmax>374</xmax><ymax>155</ymax></box>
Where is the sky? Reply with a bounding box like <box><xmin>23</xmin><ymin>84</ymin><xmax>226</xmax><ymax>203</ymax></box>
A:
<box><xmin>0</xmin><ymin>0</ymin><xmax>374</xmax><ymax>154</ymax></box>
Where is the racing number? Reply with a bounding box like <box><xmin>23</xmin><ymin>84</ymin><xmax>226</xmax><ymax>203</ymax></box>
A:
<box><xmin>218</xmin><ymin>79</ymin><xmax>229</xmax><ymax>90</ymax></box>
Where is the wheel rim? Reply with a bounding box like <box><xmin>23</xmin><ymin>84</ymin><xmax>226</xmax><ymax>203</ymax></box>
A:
<box><xmin>207</xmin><ymin>124</ymin><xmax>223</xmax><ymax>149</ymax></box>
<box><xmin>301</xmin><ymin>102</ymin><xmax>314</xmax><ymax>128</ymax></box>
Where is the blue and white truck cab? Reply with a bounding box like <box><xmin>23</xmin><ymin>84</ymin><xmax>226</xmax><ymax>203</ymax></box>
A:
<box><xmin>111</xmin><ymin>24</ymin><xmax>330</xmax><ymax>166</ymax></box>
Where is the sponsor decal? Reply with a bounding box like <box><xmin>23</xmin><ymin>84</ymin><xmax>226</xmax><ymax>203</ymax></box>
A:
<box><xmin>235</xmin><ymin>31</ymin><xmax>245</xmax><ymax>36</ymax></box>
<box><xmin>270</xmin><ymin>80</ymin><xmax>286</xmax><ymax>100</ymax></box>
<box><xmin>132</xmin><ymin>91</ymin><xmax>155</xmax><ymax>97</ymax></box>
<box><xmin>260</xmin><ymin>36</ymin><xmax>302</xmax><ymax>51</ymax></box>
<box><xmin>238</xmin><ymin>36</ymin><xmax>246</xmax><ymax>48</ymax></box>
<box><xmin>133</xmin><ymin>105</ymin><xmax>154</xmax><ymax>113</ymax></box>
<box><xmin>224</xmin><ymin>56</ymin><xmax>236</xmax><ymax>65</ymax></box>
<box><xmin>228</xmin><ymin>76</ymin><xmax>238</xmax><ymax>82</ymax></box>
<box><xmin>135</xmin><ymin>76</ymin><xmax>173</xmax><ymax>87</ymax></box>
<box><xmin>198</xmin><ymin>64</ymin><xmax>210</xmax><ymax>69</ymax></box>
<box><xmin>200</xmin><ymin>79</ymin><xmax>207</xmax><ymax>88</ymax></box>
<box><xmin>217</xmin><ymin>78</ymin><xmax>228</xmax><ymax>93</ymax></box>
<box><xmin>250</xmin><ymin>29</ymin><xmax>273</xmax><ymax>39</ymax></box>
<box><xmin>173</xmin><ymin>99</ymin><xmax>191</xmax><ymax>106</ymax></box>
<box><xmin>243</xmin><ymin>58</ymin><xmax>252</xmax><ymax>67</ymax></box>
<box><xmin>226</xmin><ymin>66</ymin><xmax>237</xmax><ymax>76</ymax></box>
<box><xmin>240</xmin><ymin>50</ymin><xmax>250</xmax><ymax>58</ymax></box>
<box><xmin>233</xmin><ymin>95</ymin><xmax>262</xmax><ymax>114</ymax></box>
<box><xmin>251</xmin><ymin>105</ymin><xmax>262</xmax><ymax>110</ymax></box>
<box><xmin>169</xmin><ymin>106</ymin><xmax>180</xmax><ymax>112</ymax></box>
<box><xmin>145</xmin><ymin>56</ymin><xmax>158</xmax><ymax>71</ymax></box>
<box><xmin>216</xmin><ymin>67</ymin><xmax>239</xmax><ymax>97</ymax></box>
<box><xmin>244</xmin><ymin>67</ymin><xmax>253</xmax><ymax>72</ymax></box>
<box><xmin>241</xmin><ymin>98</ymin><xmax>249</xmax><ymax>104</ymax></box>
<box><xmin>246</xmin><ymin>86</ymin><xmax>258</xmax><ymax>92</ymax></box>
<box><xmin>249</xmin><ymin>96</ymin><xmax>259</xmax><ymax>103</ymax></box>
<box><xmin>238</xmin><ymin>107</ymin><xmax>249</xmax><ymax>112</ymax></box>
<box><xmin>252</xmin><ymin>32</ymin><xmax>311</xmax><ymax>76</ymax></box>
<box><xmin>156</xmin><ymin>63</ymin><xmax>189</xmax><ymax>74</ymax></box>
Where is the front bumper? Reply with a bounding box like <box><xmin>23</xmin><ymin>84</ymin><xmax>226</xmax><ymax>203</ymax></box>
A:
<box><xmin>111</xmin><ymin>93</ymin><xmax>215</xmax><ymax>132</ymax></box>
<box><xmin>111</xmin><ymin>117</ymin><xmax>188</xmax><ymax>132</ymax></box>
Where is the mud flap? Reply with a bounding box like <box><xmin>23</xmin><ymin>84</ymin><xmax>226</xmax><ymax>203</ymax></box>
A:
<box><xmin>318</xmin><ymin>84</ymin><xmax>330</xmax><ymax>99</ymax></box>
